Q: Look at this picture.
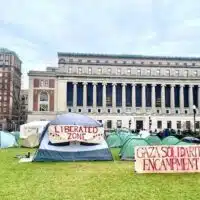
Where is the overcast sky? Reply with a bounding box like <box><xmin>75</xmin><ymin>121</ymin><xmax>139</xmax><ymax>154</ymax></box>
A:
<box><xmin>1</xmin><ymin>0</ymin><xmax>200</xmax><ymax>89</ymax></box>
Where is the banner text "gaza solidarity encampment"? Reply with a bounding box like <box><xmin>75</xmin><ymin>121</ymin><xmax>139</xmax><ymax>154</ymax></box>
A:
<box><xmin>135</xmin><ymin>145</ymin><xmax>200</xmax><ymax>173</ymax></box>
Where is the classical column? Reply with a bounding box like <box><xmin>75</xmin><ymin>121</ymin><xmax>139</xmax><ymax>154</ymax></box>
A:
<box><xmin>152</xmin><ymin>84</ymin><xmax>156</xmax><ymax>113</ymax></box>
<box><xmin>122</xmin><ymin>83</ymin><xmax>126</xmax><ymax>112</ymax></box>
<box><xmin>198</xmin><ymin>85</ymin><xmax>200</xmax><ymax>112</ymax></box>
<box><xmin>73</xmin><ymin>82</ymin><xmax>77</xmax><ymax>110</ymax></box>
<box><xmin>102</xmin><ymin>82</ymin><xmax>107</xmax><ymax>112</ymax></box>
<box><xmin>112</xmin><ymin>83</ymin><xmax>116</xmax><ymax>112</ymax></box>
<box><xmin>132</xmin><ymin>83</ymin><xmax>136</xmax><ymax>112</ymax></box>
<box><xmin>161</xmin><ymin>84</ymin><xmax>165</xmax><ymax>113</ymax></box>
<box><xmin>180</xmin><ymin>84</ymin><xmax>184</xmax><ymax>114</ymax></box>
<box><xmin>189</xmin><ymin>85</ymin><xmax>194</xmax><ymax>113</ymax></box>
<box><xmin>93</xmin><ymin>82</ymin><xmax>97</xmax><ymax>108</ymax></box>
<box><xmin>170</xmin><ymin>84</ymin><xmax>175</xmax><ymax>113</ymax></box>
<box><xmin>142</xmin><ymin>83</ymin><xmax>146</xmax><ymax>111</ymax></box>
<box><xmin>83</xmin><ymin>82</ymin><xmax>87</xmax><ymax>112</ymax></box>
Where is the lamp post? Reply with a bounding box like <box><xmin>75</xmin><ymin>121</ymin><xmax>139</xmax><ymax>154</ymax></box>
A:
<box><xmin>193</xmin><ymin>105</ymin><xmax>197</xmax><ymax>133</ymax></box>
<box><xmin>129</xmin><ymin>119</ymin><xmax>131</xmax><ymax>129</ymax></box>
<box><xmin>149</xmin><ymin>116</ymin><xmax>152</xmax><ymax>131</ymax></box>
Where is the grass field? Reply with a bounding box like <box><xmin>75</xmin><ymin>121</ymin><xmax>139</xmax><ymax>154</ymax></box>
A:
<box><xmin>0</xmin><ymin>148</ymin><xmax>200</xmax><ymax>200</ymax></box>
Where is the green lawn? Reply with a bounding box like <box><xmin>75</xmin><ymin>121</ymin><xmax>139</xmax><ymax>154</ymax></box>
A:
<box><xmin>0</xmin><ymin>148</ymin><xmax>200</xmax><ymax>200</ymax></box>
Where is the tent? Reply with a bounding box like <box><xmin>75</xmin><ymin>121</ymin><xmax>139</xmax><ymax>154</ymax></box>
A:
<box><xmin>21</xmin><ymin>134</ymin><xmax>39</xmax><ymax>148</ymax></box>
<box><xmin>106</xmin><ymin>134</ymin><xmax>122</xmax><ymax>148</ymax></box>
<box><xmin>0</xmin><ymin>131</ymin><xmax>17</xmax><ymax>148</ymax></box>
<box><xmin>32</xmin><ymin>113</ymin><xmax>113</xmax><ymax>161</ymax></box>
<box><xmin>181</xmin><ymin>137</ymin><xmax>200</xmax><ymax>144</ymax></box>
<box><xmin>176</xmin><ymin>141</ymin><xmax>194</xmax><ymax>146</ymax></box>
<box><xmin>138</xmin><ymin>130</ymin><xmax>150</xmax><ymax>138</ymax></box>
<box><xmin>10</xmin><ymin>131</ymin><xmax>20</xmax><ymax>144</ymax></box>
<box><xmin>162</xmin><ymin>136</ymin><xmax>180</xmax><ymax>145</ymax></box>
<box><xmin>119</xmin><ymin>138</ymin><xmax>149</xmax><ymax>160</ymax></box>
<box><xmin>20</xmin><ymin>121</ymin><xmax>49</xmax><ymax>139</ymax></box>
<box><xmin>145</xmin><ymin>135</ymin><xmax>162</xmax><ymax>145</ymax></box>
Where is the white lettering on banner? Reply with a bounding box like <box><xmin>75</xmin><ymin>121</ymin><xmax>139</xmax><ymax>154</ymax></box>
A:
<box><xmin>134</xmin><ymin>145</ymin><xmax>200</xmax><ymax>173</ymax></box>
<box><xmin>48</xmin><ymin>125</ymin><xmax>104</xmax><ymax>144</ymax></box>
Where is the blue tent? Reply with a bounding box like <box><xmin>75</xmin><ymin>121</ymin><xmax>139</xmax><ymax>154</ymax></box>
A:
<box><xmin>33</xmin><ymin>113</ymin><xmax>113</xmax><ymax>162</ymax></box>
<box><xmin>0</xmin><ymin>131</ymin><xmax>17</xmax><ymax>148</ymax></box>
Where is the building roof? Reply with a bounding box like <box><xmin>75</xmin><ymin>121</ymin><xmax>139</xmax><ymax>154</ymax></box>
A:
<box><xmin>57</xmin><ymin>52</ymin><xmax>200</xmax><ymax>61</ymax></box>
<box><xmin>0</xmin><ymin>48</ymin><xmax>21</xmax><ymax>62</ymax></box>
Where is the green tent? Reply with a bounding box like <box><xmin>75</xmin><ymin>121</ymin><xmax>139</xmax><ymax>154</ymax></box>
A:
<box><xmin>119</xmin><ymin>138</ymin><xmax>149</xmax><ymax>160</ymax></box>
<box><xmin>106</xmin><ymin>134</ymin><xmax>122</xmax><ymax>148</ymax></box>
<box><xmin>162</xmin><ymin>136</ymin><xmax>180</xmax><ymax>145</ymax></box>
<box><xmin>145</xmin><ymin>135</ymin><xmax>162</xmax><ymax>145</ymax></box>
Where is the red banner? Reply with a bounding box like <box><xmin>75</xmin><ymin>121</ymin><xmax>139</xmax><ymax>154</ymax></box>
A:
<box><xmin>134</xmin><ymin>145</ymin><xmax>200</xmax><ymax>173</ymax></box>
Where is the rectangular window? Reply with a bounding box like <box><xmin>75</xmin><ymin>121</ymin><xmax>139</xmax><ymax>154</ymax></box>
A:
<box><xmin>127</xmin><ymin>68</ymin><xmax>131</xmax><ymax>75</ymax></box>
<box><xmin>186</xmin><ymin>121</ymin><xmax>190</xmax><ymax>129</ymax></box>
<box><xmin>88</xmin><ymin>67</ymin><xmax>92</xmax><ymax>74</ymax></box>
<box><xmin>137</xmin><ymin>69</ymin><xmax>141</xmax><ymax>76</ymax></box>
<box><xmin>0</xmin><ymin>55</ymin><xmax>3</xmax><ymax>61</ymax></box>
<box><xmin>0</xmin><ymin>73</ymin><xmax>2</xmax><ymax>77</ymax></box>
<box><xmin>117</xmin><ymin>68</ymin><xmax>121</xmax><ymax>75</ymax></box>
<box><xmin>107</xmin><ymin>120</ymin><xmax>112</xmax><ymax>129</ymax></box>
<box><xmin>98</xmin><ymin>68</ymin><xmax>102</xmax><ymax>74</ymax></box>
<box><xmin>108</xmin><ymin>68</ymin><xmax>111</xmax><ymax>74</ymax></box>
<box><xmin>167</xmin><ymin>121</ymin><xmax>172</xmax><ymax>129</ymax></box>
<box><xmin>4</xmin><ymin>73</ymin><xmax>8</xmax><ymax>77</ymax></box>
<box><xmin>192</xmin><ymin>63</ymin><xmax>196</xmax><ymax>66</ymax></box>
<box><xmin>175</xmin><ymin>70</ymin><xmax>179</xmax><ymax>76</ymax></box>
<box><xmin>196</xmin><ymin>121</ymin><xmax>200</xmax><ymax>129</ymax></box>
<box><xmin>3</xmin><ymin>108</ymin><xmax>6</xmax><ymax>112</ymax></box>
<box><xmin>117</xmin><ymin>120</ymin><xmax>122</xmax><ymax>128</ymax></box>
<box><xmin>96</xmin><ymin>60</ymin><xmax>100</xmax><ymax>63</ymax></box>
<box><xmin>4</xmin><ymin>96</ymin><xmax>7</xmax><ymax>101</ymax></box>
<box><xmin>177</xmin><ymin>121</ymin><xmax>181</xmax><ymax>129</ymax></box>
<box><xmin>44</xmin><ymin>80</ymin><xmax>49</xmax><ymax>87</ymax></box>
<box><xmin>78</xmin><ymin>67</ymin><xmax>82</xmax><ymax>74</ymax></box>
<box><xmin>156</xmin><ymin>69</ymin><xmax>160</xmax><ymax>75</ymax></box>
<box><xmin>158</xmin><ymin>62</ymin><xmax>162</xmax><ymax>65</ymax></box>
<box><xmin>184</xmin><ymin>70</ymin><xmax>188</xmax><ymax>77</ymax></box>
<box><xmin>40</xmin><ymin>80</ymin><xmax>44</xmax><ymax>87</ymax></box>
<box><xmin>39</xmin><ymin>104</ymin><xmax>48</xmax><ymax>111</ymax></box>
<box><xmin>0</xmin><ymin>96</ymin><xmax>1</xmax><ymax>100</ymax></box>
<box><xmin>166</xmin><ymin>69</ymin><xmax>170</xmax><ymax>76</ymax></box>
<box><xmin>3</xmin><ymin>102</ymin><xmax>7</xmax><ymax>107</ymax></box>
<box><xmin>87</xmin><ymin>60</ymin><xmax>91</xmax><ymax>63</ymax></box>
<box><xmin>157</xmin><ymin>121</ymin><xmax>162</xmax><ymax>129</ymax></box>
<box><xmin>193</xmin><ymin>70</ymin><xmax>197</xmax><ymax>77</ymax></box>
<box><xmin>147</xmin><ymin>69</ymin><xmax>151</xmax><ymax>75</ymax></box>
<box><xmin>68</xmin><ymin>67</ymin><xmax>72</xmax><ymax>73</ymax></box>
<box><xmin>4</xmin><ymin>79</ymin><xmax>8</xmax><ymax>83</ymax></box>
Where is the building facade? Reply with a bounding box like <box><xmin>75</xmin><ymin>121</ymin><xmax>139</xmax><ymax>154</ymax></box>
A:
<box><xmin>20</xmin><ymin>89</ymin><xmax>28</xmax><ymax>124</ymax></box>
<box><xmin>28</xmin><ymin>52</ymin><xmax>200</xmax><ymax>131</ymax></box>
<box><xmin>0</xmin><ymin>48</ymin><xmax>22</xmax><ymax>130</ymax></box>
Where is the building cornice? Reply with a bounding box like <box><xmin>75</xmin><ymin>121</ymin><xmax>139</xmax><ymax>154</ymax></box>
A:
<box><xmin>57</xmin><ymin>52</ymin><xmax>200</xmax><ymax>61</ymax></box>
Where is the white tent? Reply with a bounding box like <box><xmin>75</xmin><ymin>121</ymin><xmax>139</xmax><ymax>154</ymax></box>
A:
<box><xmin>139</xmin><ymin>130</ymin><xmax>150</xmax><ymax>138</ymax></box>
<box><xmin>20</xmin><ymin>121</ymin><xmax>49</xmax><ymax>139</ymax></box>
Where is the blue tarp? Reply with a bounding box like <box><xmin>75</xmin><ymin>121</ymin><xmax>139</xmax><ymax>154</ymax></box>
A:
<box><xmin>0</xmin><ymin>131</ymin><xmax>17</xmax><ymax>148</ymax></box>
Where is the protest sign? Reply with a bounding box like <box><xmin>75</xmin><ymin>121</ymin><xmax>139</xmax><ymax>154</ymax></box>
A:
<box><xmin>135</xmin><ymin>145</ymin><xmax>200</xmax><ymax>173</ymax></box>
<box><xmin>48</xmin><ymin>125</ymin><xmax>104</xmax><ymax>144</ymax></box>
